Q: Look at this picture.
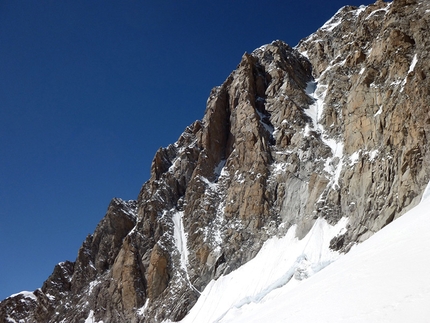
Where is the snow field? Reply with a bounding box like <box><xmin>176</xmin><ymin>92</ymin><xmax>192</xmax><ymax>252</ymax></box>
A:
<box><xmin>172</xmin><ymin>217</ymin><xmax>348</xmax><ymax>323</ymax></box>
<box><xmin>177</xmin><ymin>183</ymin><xmax>430</xmax><ymax>323</ymax></box>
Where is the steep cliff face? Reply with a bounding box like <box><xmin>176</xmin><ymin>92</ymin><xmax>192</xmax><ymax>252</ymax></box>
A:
<box><xmin>2</xmin><ymin>0</ymin><xmax>430</xmax><ymax>322</ymax></box>
<box><xmin>297</xmin><ymin>0</ymin><xmax>430</xmax><ymax>247</ymax></box>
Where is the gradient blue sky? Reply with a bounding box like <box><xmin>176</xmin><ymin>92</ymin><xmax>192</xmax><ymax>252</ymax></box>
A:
<box><xmin>0</xmin><ymin>0</ymin><xmax>376</xmax><ymax>300</ymax></box>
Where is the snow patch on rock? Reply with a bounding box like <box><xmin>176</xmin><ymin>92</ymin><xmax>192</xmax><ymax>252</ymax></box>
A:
<box><xmin>9</xmin><ymin>291</ymin><xmax>37</xmax><ymax>301</ymax></box>
<box><xmin>84</xmin><ymin>310</ymin><xmax>104</xmax><ymax>323</ymax></box>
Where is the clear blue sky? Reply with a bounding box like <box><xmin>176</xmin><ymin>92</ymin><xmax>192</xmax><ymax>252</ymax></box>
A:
<box><xmin>0</xmin><ymin>0</ymin><xmax>376</xmax><ymax>300</ymax></box>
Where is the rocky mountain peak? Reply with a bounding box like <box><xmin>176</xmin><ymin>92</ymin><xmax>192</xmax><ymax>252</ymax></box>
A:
<box><xmin>2</xmin><ymin>1</ymin><xmax>430</xmax><ymax>322</ymax></box>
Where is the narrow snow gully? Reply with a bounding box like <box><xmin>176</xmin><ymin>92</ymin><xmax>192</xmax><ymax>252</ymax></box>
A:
<box><xmin>172</xmin><ymin>211</ymin><xmax>189</xmax><ymax>274</ymax></box>
<box><xmin>305</xmin><ymin>79</ymin><xmax>344</xmax><ymax>190</ymax></box>
<box><xmin>172</xmin><ymin>211</ymin><xmax>200</xmax><ymax>294</ymax></box>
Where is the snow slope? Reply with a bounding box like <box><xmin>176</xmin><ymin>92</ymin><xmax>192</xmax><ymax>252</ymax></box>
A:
<box><xmin>175</xmin><ymin>186</ymin><xmax>430</xmax><ymax>323</ymax></box>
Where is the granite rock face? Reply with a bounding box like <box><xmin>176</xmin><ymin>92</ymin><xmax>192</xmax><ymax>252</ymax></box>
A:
<box><xmin>297</xmin><ymin>0</ymin><xmax>430</xmax><ymax>247</ymax></box>
<box><xmin>2</xmin><ymin>0</ymin><xmax>430</xmax><ymax>322</ymax></box>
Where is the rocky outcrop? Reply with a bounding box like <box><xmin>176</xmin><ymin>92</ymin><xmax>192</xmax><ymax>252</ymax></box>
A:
<box><xmin>297</xmin><ymin>0</ymin><xmax>430</xmax><ymax>247</ymax></box>
<box><xmin>2</xmin><ymin>0</ymin><xmax>430</xmax><ymax>322</ymax></box>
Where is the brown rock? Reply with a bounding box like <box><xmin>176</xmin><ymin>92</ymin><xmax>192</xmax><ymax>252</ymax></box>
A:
<box><xmin>146</xmin><ymin>244</ymin><xmax>169</xmax><ymax>300</ymax></box>
<box><xmin>3</xmin><ymin>1</ymin><xmax>430</xmax><ymax>322</ymax></box>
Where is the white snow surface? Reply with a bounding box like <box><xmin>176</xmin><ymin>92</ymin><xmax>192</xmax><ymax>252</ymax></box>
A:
<box><xmin>9</xmin><ymin>291</ymin><xmax>37</xmax><ymax>301</ymax></box>
<box><xmin>400</xmin><ymin>54</ymin><xmax>419</xmax><ymax>92</ymax></box>
<box><xmin>408</xmin><ymin>54</ymin><xmax>418</xmax><ymax>74</ymax></box>
<box><xmin>170</xmin><ymin>217</ymin><xmax>348</xmax><ymax>323</ymax></box>
<box><xmin>349</xmin><ymin>151</ymin><xmax>360</xmax><ymax>166</ymax></box>
<box><xmin>84</xmin><ymin>310</ymin><xmax>104</xmax><ymax>323</ymax></box>
<box><xmin>374</xmin><ymin>105</ymin><xmax>383</xmax><ymax>116</ymax></box>
<box><xmin>320</xmin><ymin>8</ymin><xmax>344</xmax><ymax>32</ymax></box>
<box><xmin>172</xmin><ymin>184</ymin><xmax>430</xmax><ymax>323</ymax></box>
<box><xmin>421</xmin><ymin>180</ymin><xmax>430</xmax><ymax>202</ymax></box>
<box><xmin>172</xmin><ymin>211</ymin><xmax>190</xmax><ymax>273</ymax></box>
<box><xmin>137</xmin><ymin>299</ymin><xmax>149</xmax><ymax>317</ymax></box>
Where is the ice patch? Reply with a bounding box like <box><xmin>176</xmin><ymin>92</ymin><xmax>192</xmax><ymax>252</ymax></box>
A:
<box><xmin>305</xmin><ymin>80</ymin><xmax>317</xmax><ymax>96</ymax></box>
